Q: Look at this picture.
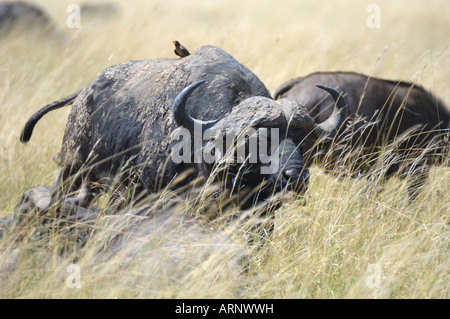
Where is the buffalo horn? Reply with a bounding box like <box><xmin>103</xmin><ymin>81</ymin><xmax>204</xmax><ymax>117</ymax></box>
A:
<box><xmin>172</xmin><ymin>80</ymin><xmax>219</xmax><ymax>133</ymax></box>
<box><xmin>294</xmin><ymin>84</ymin><xmax>348</xmax><ymax>141</ymax></box>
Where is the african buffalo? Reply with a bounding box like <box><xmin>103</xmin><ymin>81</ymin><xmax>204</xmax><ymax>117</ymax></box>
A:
<box><xmin>274</xmin><ymin>71</ymin><xmax>450</xmax><ymax>198</ymax></box>
<box><xmin>0</xmin><ymin>1</ymin><xmax>53</xmax><ymax>35</ymax></box>
<box><xmin>21</xmin><ymin>46</ymin><xmax>348</xmax><ymax>208</ymax></box>
<box><xmin>80</xmin><ymin>2</ymin><xmax>119</xmax><ymax>19</ymax></box>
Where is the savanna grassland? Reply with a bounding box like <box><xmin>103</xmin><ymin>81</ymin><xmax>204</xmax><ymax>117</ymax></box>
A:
<box><xmin>0</xmin><ymin>0</ymin><xmax>448</xmax><ymax>298</ymax></box>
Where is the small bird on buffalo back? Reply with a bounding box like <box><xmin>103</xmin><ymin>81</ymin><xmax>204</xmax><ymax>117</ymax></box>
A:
<box><xmin>173</xmin><ymin>40</ymin><xmax>190</xmax><ymax>58</ymax></box>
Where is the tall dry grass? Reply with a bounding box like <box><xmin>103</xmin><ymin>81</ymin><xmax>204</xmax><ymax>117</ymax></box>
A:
<box><xmin>0</xmin><ymin>0</ymin><xmax>448</xmax><ymax>298</ymax></box>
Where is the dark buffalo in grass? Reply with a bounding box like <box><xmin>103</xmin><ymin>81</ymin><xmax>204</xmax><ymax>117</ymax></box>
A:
<box><xmin>274</xmin><ymin>71</ymin><xmax>449</xmax><ymax>199</ymax></box>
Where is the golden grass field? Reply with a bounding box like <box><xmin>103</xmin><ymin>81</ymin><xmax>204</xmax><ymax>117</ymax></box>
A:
<box><xmin>0</xmin><ymin>0</ymin><xmax>449</xmax><ymax>298</ymax></box>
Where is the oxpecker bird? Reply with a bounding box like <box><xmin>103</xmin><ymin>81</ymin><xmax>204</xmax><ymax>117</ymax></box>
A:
<box><xmin>173</xmin><ymin>40</ymin><xmax>190</xmax><ymax>58</ymax></box>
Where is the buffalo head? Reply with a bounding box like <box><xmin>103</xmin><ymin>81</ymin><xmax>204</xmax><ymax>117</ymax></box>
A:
<box><xmin>171</xmin><ymin>80</ymin><xmax>348</xmax><ymax>204</ymax></box>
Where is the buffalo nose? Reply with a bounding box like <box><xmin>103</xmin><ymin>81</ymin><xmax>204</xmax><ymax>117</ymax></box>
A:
<box><xmin>283</xmin><ymin>168</ymin><xmax>301</xmax><ymax>180</ymax></box>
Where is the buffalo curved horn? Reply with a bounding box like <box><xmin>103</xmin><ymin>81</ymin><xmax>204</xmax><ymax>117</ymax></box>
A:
<box><xmin>172</xmin><ymin>80</ymin><xmax>219</xmax><ymax>133</ymax></box>
<box><xmin>295</xmin><ymin>84</ymin><xmax>348</xmax><ymax>141</ymax></box>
